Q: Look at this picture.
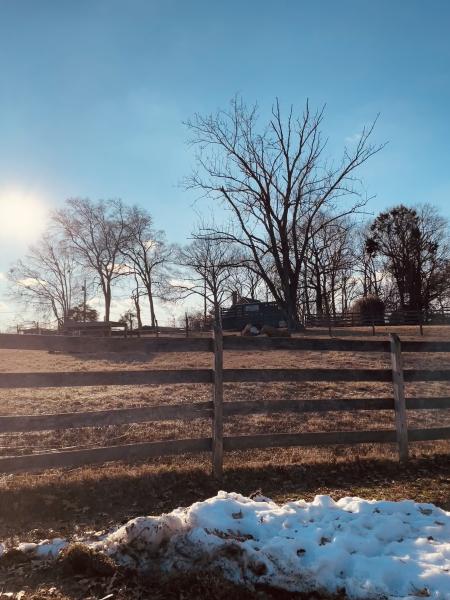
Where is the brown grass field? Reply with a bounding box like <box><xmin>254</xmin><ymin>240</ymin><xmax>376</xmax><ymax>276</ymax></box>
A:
<box><xmin>1</xmin><ymin>325</ymin><xmax>450</xmax><ymax>598</ymax></box>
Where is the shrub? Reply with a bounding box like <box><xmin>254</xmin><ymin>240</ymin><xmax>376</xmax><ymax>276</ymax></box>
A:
<box><xmin>350</xmin><ymin>295</ymin><xmax>385</xmax><ymax>325</ymax></box>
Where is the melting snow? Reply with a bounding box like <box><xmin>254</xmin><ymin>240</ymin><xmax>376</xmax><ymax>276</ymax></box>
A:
<box><xmin>4</xmin><ymin>492</ymin><xmax>450</xmax><ymax>599</ymax></box>
<box><xmin>17</xmin><ymin>538</ymin><xmax>68</xmax><ymax>558</ymax></box>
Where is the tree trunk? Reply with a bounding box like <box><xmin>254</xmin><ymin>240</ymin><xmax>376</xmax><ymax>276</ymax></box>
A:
<box><xmin>312</xmin><ymin>260</ymin><xmax>323</xmax><ymax>316</ymax></box>
<box><xmin>330</xmin><ymin>273</ymin><xmax>337</xmax><ymax>317</ymax></box>
<box><xmin>302</xmin><ymin>262</ymin><xmax>311</xmax><ymax>318</ymax></box>
<box><xmin>104</xmin><ymin>283</ymin><xmax>111</xmax><ymax>323</ymax></box>
<box><xmin>50</xmin><ymin>299</ymin><xmax>61</xmax><ymax>328</ymax></box>
<box><xmin>213</xmin><ymin>301</ymin><xmax>221</xmax><ymax>326</ymax></box>
<box><xmin>315</xmin><ymin>283</ymin><xmax>323</xmax><ymax>316</ymax></box>
<box><xmin>134</xmin><ymin>294</ymin><xmax>142</xmax><ymax>329</ymax></box>
<box><xmin>284</xmin><ymin>287</ymin><xmax>304</xmax><ymax>331</ymax></box>
<box><xmin>148</xmin><ymin>283</ymin><xmax>157</xmax><ymax>327</ymax></box>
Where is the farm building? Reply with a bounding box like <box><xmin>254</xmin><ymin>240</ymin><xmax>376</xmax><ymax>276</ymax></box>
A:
<box><xmin>221</xmin><ymin>294</ymin><xmax>286</xmax><ymax>331</ymax></box>
<box><xmin>62</xmin><ymin>319</ymin><xmax>128</xmax><ymax>337</ymax></box>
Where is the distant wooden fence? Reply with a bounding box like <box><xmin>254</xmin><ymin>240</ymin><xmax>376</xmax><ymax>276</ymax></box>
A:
<box><xmin>306</xmin><ymin>308</ymin><xmax>450</xmax><ymax>330</ymax></box>
<box><xmin>0</xmin><ymin>332</ymin><xmax>449</xmax><ymax>479</ymax></box>
<box><xmin>62</xmin><ymin>320</ymin><xmax>128</xmax><ymax>337</ymax></box>
<box><xmin>16</xmin><ymin>322</ymin><xmax>191</xmax><ymax>338</ymax></box>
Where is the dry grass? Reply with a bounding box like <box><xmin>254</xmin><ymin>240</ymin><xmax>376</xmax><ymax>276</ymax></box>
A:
<box><xmin>1</xmin><ymin>331</ymin><xmax>449</xmax><ymax>457</ymax></box>
<box><xmin>0</xmin><ymin>326</ymin><xmax>449</xmax><ymax>598</ymax></box>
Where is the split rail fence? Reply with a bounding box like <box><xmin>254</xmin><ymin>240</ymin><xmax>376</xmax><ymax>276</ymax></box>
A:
<box><xmin>0</xmin><ymin>332</ymin><xmax>449</xmax><ymax>479</ymax></box>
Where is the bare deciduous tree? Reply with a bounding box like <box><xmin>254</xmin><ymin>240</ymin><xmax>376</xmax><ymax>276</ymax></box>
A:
<box><xmin>54</xmin><ymin>198</ymin><xmax>131</xmax><ymax>322</ymax></box>
<box><xmin>122</xmin><ymin>206</ymin><xmax>172</xmax><ymax>327</ymax></box>
<box><xmin>170</xmin><ymin>234</ymin><xmax>243</xmax><ymax>323</ymax></box>
<box><xmin>8</xmin><ymin>234</ymin><xmax>80</xmax><ymax>326</ymax></box>
<box><xmin>185</xmin><ymin>97</ymin><xmax>383</xmax><ymax>328</ymax></box>
<box><xmin>302</xmin><ymin>212</ymin><xmax>357</xmax><ymax>317</ymax></box>
<box><xmin>226</xmin><ymin>262</ymin><xmax>268</xmax><ymax>302</ymax></box>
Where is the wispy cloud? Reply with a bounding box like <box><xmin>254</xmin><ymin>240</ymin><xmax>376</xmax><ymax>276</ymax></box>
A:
<box><xmin>345</xmin><ymin>132</ymin><xmax>363</xmax><ymax>144</ymax></box>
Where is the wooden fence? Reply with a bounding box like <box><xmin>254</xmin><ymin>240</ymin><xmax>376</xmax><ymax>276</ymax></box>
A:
<box><xmin>305</xmin><ymin>308</ymin><xmax>450</xmax><ymax>330</ymax></box>
<box><xmin>0</xmin><ymin>332</ymin><xmax>449</xmax><ymax>479</ymax></box>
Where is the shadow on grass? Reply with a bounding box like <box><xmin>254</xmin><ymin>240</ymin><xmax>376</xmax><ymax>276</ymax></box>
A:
<box><xmin>60</xmin><ymin>349</ymin><xmax>160</xmax><ymax>365</ymax></box>
<box><xmin>61</xmin><ymin>349</ymin><xmax>213</xmax><ymax>366</ymax></box>
<box><xmin>1</xmin><ymin>453</ymin><xmax>449</xmax><ymax>540</ymax></box>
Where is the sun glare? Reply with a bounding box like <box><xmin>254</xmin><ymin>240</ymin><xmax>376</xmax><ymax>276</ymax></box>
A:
<box><xmin>0</xmin><ymin>189</ymin><xmax>49</xmax><ymax>244</ymax></box>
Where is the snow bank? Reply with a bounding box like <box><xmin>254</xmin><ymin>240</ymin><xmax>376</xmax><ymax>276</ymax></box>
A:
<box><xmin>6</xmin><ymin>492</ymin><xmax>450</xmax><ymax>599</ymax></box>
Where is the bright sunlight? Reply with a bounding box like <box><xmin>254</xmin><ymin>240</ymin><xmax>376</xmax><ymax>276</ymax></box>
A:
<box><xmin>0</xmin><ymin>188</ymin><xmax>49</xmax><ymax>244</ymax></box>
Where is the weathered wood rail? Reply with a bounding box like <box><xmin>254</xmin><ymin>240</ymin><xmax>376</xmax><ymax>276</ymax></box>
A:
<box><xmin>0</xmin><ymin>332</ymin><xmax>449</xmax><ymax>478</ymax></box>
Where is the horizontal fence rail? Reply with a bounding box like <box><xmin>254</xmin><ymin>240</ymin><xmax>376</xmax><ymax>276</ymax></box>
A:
<box><xmin>1</xmin><ymin>369</ymin><xmax>450</xmax><ymax>389</ymax></box>
<box><xmin>223</xmin><ymin>337</ymin><xmax>391</xmax><ymax>352</ymax></box>
<box><xmin>2</xmin><ymin>397</ymin><xmax>449</xmax><ymax>434</ymax></box>
<box><xmin>224</xmin><ymin>430</ymin><xmax>399</xmax><ymax>450</ymax></box>
<box><xmin>0</xmin><ymin>333</ymin><xmax>213</xmax><ymax>354</ymax></box>
<box><xmin>3</xmin><ymin>426</ymin><xmax>449</xmax><ymax>474</ymax></box>
<box><xmin>223</xmin><ymin>397</ymin><xmax>450</xmax><ymax>415</ymax></box>
<box><xmin>0</xmin><ymin>438</ymin><xmax>213</xmax><ymax>474</ymax></box>
<box><xmin>229</xmin><ymin>367</ymin><xmax>449</xmax><ymax>383</ymax></box>
<box><xmin>0</xmin><ymin>402</ymin><xmax>214</xmax><ymax>433</ymax></box>
<box><xmin>3</xmin><ymin>332</ymin><xmax>450</xmax><ymax>354</ymax></box>
<box><xmin>0</xmin><ymin>370</ymin><xmax>213</xmax><ymax>388</ymax></box>
<box><xmin>223</xmin><ymin>337</ymin><xmax>450</xmax><ymax>353</ymax></box>
<box><xmin>223</xmin><ymin>427</ymin><xmax>450</xmax><ymax>451</ymax></box>
<box><xmin>0</xmin><ymin>332</ymin><xmax>449</xmax><ymax>476</ymax></box>
<box><xmin>224</xmin><ymin>368</ymin><xmax>394</xmax><ymax>382</ymax></box>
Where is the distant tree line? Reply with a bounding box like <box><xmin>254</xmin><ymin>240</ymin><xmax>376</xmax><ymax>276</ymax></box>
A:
<box><xmin>8</xmin><ymin>98</ymin><xmax>450</xmax><ymax>330</ymax></box>
<box><xmin>8</xmin><ymin>198</ymin><xmax>173</xmax><ymax>328</ymax></box>
<box><xmin>182</xmin><ymin>98</ymin><xmax>450</xmax><ymax>327</ymax></box>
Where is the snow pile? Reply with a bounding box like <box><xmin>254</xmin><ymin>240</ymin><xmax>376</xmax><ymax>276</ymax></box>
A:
<box><xmin>5</xmin><ymin>492</ymin><xmax>450</xmax><ymax>599</ymax></box>
<box><xmin>97</xmin><ymin>492</ymin><xmax>450</xmax><ymax>598</ymax></box>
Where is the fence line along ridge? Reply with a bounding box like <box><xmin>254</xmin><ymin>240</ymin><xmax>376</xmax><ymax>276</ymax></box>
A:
<box><xmin>0</xmin><ymin>332</ymin><xmax>449</xmax><ymax>478</ymax></box>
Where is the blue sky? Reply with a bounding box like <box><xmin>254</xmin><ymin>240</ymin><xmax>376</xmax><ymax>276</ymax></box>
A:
<box><xmin>1</xmin><ymin>0</ymin><xmax>449</xmax><ymax>327</ymax></box>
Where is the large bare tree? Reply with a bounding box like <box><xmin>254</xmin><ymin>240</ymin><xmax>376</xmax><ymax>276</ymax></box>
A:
<box><xmin>54</xmin><ymin>198</ymin><xmax>131</xmax><ymax>322</ymax></box>
<box><xmin>8</xmin><ymin>233</ymin><xmax>80</xmax><ymax>326</ymax></box>
<box><xmin>185</xmin><ymin>98</ymin><xmax>383</xmax><ymax>328</ymax></box>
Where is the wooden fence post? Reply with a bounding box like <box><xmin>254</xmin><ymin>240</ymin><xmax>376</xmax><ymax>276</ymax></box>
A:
<box><xmin>212</xmin><ymin>324</ymin><xmax>224</xmax><ymax>480</ymax></box>
<box><xmin>390</xmin><ymin>333</ymin><xmax>408</xmax><ymax>462</ymax></box>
